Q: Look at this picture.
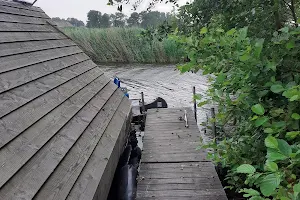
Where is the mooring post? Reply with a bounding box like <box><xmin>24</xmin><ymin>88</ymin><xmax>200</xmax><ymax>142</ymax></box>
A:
<box><xmin>211</xmin><ymin>108</ymin><xmax>217</xmax><ymax>142</ymax></box>
<box><xmin>141</xmin><ymin>92</ymin><xmax>145</xmax><ymax>114</ymax></box>
<box><xmin>193</xmin><ymin>86</ymin><xmax>197</xmax><ymax>122</ymax></box>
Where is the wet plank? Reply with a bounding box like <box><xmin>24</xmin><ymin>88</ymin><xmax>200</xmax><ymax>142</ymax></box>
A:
<box><xmin>0</xmin><ymin>59</ymin><xmax>94</xmax><ymax>118</ymax></box>
<box><xmin>0</xmin><ymin>39</ymin><xmax>75</xmax><ymax>57</ymax></box>
<box><xmin>0</xmin><ymin>75</ymin><xmax>111</xmax><ymax>189</ymax></box>
<box><xmin>0</xmin><ymin>4</ymin><xmax>49</xmax><ymax>18</ymax></box>
<box><xmin>0</xmin><ymin>84</ymin><xmax>121</xmax><ymax>200</ymax></box>
<box><xmin>67</xmin><ymin>96</ymin><xmax>132</xmax><ymax>200</ymax></box>
<box><xmin>0</xmin><ymin>22</ymin><xmax>56</xmax><ymax>32</ymax></box>
<box><xmin>137</xmin><ymin>108</ymin><xmax>227</xmax><ymax>200</ymax></box>
<box><xmin>0</xmin><ymin>53</ymin><xmax>90</xmax><ymax>94</ymax></box>
<box><xmin>0</xmin><ymin>46</ymin><xmax>82</xmax><ymax>73</ymax></box>
<box><xmin>0</xmin><ymin>1</ymin><xmax>44</xmax><ymax>13</ymax></box>
<box><xmin>0</xmin><ymin>13</ymin><xmax>47</xmax><ymax>24</ymax></box>
<box><xmin>0</xmin><ymin>32</ymin><xmax>66</xmax><ymax>43</ymax></box>
<box><xmin>0</xmin><ymin>68</ymin><xmax>103</xmax><ymax>149</ymax></box>
<box><xmin>34</xmin><ymin>84</ymin><xmax>123</xmax><ymax>200</ymax></box>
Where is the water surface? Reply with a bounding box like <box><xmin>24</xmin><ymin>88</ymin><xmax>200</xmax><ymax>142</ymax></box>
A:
<box><xmin>99</xmin><ymin>64</ymin><xmax>212</xmax><ymax>142</ymax></box>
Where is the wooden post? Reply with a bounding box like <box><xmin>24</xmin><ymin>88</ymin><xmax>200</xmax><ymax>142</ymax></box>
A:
<box><xmin>193</xmin><ymin>86</ymin><xmax>197</xmax><ymax>122</ymax></box>
<box><xmin>211</xmin><ymin>108</ymin><xmax>216</xmax><ymax>141</ymax></box>
<box><xmin>141</xmin><ymin>92</ymin><xmax>145</xmax><ymax>114</ymax></box>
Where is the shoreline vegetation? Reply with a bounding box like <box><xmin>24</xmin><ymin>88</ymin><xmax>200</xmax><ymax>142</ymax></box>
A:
<box><xmin>64</xmin><ymin>27</ymin><xmax>185</xmax><ymax>64</ymax></box>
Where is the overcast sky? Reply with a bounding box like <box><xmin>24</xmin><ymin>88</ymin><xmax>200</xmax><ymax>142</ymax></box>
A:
<box><xmin>32</xmin><ymin>0</ymin><xmax>187</xmax><ymax>23</ymax></box>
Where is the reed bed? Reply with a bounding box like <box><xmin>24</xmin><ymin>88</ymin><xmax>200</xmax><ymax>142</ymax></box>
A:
<box><xmin>64</xmin><ymin>27</ymin><xmax>184</xmax><ymax>63</ymax></box>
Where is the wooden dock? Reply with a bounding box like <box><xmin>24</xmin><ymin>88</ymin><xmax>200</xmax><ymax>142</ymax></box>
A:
<box><xmin>137</xmin><ymin>108</ymin><xmax>227</xmax><ymax>200</ymax></box>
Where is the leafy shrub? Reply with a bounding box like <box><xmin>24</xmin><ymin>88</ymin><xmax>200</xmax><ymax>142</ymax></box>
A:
<box><xmin>174</xmin><ymin>26</ymin><xmax>300</xmax><ymax>199</ymax></box>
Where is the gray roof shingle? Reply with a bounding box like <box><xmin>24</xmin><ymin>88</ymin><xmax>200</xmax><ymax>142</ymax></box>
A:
<box><xmin>0</xmin><ymin>1</ymin><xmax>132</xmax><ymax>199</ymax></box>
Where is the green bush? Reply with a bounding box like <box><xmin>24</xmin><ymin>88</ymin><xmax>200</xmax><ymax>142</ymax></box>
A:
<box><xmin>63</xmin><ymin>27</ymin><xmax>184</xmax><ymax>63</ymax></box>
<box><xmin>174</xmin><ymin>26</ymin><xmax>300</xmax><ymax>199</ymax></box>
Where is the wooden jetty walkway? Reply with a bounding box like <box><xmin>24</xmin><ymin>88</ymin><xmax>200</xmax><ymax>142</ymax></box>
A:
<box><xmin>137</xmin><ymin>108</ymin><xmax>227</xmax><ymax>200</ymax></box>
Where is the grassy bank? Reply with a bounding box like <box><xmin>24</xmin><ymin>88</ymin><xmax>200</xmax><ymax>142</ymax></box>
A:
<box><xmin>64</xmin><ymin>27</ymin><xmax>184</xmax><ymax>63</ymax></box>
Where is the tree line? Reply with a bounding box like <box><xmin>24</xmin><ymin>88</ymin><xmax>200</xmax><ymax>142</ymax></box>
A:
<box><xmin>86</xmin><ymin>10</ymin><xmax>173</xmax><ymax>28</ymax></box>
<box><xmin>52</xmin><ymin>17</ymin><xmax>85</xmax><ymax>27</ymax></box>
<box><xmin>52</xmin><ymin>10</ymin><xmax>173</xmax><ymax>28</ymax></box>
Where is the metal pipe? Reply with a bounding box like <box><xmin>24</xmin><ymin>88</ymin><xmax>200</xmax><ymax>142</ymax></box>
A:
<box><xmin>193</xmin><ymin>86</ymin><xmax>197</xmax><ymax>122</ymax></box>
<box><xmin>141</xmin><ymin>92</ymin><xmax>145</xmax><ymax>114</ymax></box>
<box><xmin>211</xmin><ymin>108</ymin><xmax>216</xmax><ymax>141</ymax></box>
<box><xmin>31</xmin><ymin>0</ymin><xmax>38</xmax><ymax>5</ymax></box>
<box><xmin>184</xmin><ymin>110</ymin><xmax>189</xmax><ymax>128</ymax></box>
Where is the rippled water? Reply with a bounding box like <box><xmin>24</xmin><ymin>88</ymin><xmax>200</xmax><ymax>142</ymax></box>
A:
<box><xmin>99</xmin><ymin>64</ymin><xmax>213</xmax><ymax>142</ymax></box>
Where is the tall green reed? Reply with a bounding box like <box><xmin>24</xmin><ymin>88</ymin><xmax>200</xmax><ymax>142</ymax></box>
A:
<box><xmin>63</xmin><ymin>27</ymin><xmax>184</xmax><ymax>63</ymax></box>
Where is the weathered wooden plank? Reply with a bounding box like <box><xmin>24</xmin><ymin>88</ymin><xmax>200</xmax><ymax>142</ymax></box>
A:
<box><xmin>144</xmin><ymin>128</ymin><xmax>198</xmax><ymax>133</ymax></box>
<box><xmin>145</xmin><ymin>113</ymin><xmax>195</xmax><ymax>119</ymax></box>
<box><xmin>0</xmin><ymin>59</ymin><xmax>96</xmax><ymax>118</ymax></box>
<box><xmin>146</xmin><ymin>112</ymin><xmax>195</xmax><ymax>119</ymax></box>
<box><xmin>137</xmin><ymin>108</ymin><xmax>227</xmax><ymax>200</ymax></box>
<box><xmin>0</xmin><ymin>1</ymin><xmax>44</xmax><ymax>13</ymax></box>
<box><xmin>145</xmin><ymin>124</ymin><xmax>198</xmax><ymax>131</ymax></box>
<box><xmin>145</xmin><ymin>124</ymin><xmax>198</xmax><ymax>129</ymax></box>
<box><xmin>138</xmin><ymin>183</ymin><xmax>221</xmax><ymax>191</ymax></box>
<box><xmin>0</xmin><ymin>83</ymin><xmax>120</xmax><ymax>200</ymax></box>
<box><xmin>0</xmin><ymin>13</ymin><xmax>47</xmax><ymax>24</ymax></box>
<box><xmin>67</xmin><ymin>97</ymin><xmax>132</xmax><ymax>200</ymax></box>
<box><xmin>0</xmin><ymin>39</ymin><xmax>75</xmax><ymax>57</ymax></box>
<box><xmin>142</xmin><ymin>133</ymin><xmax>200</xmax><ymax>140</ymax></box>
<box><xmin>0</xmin><ymin>32</ymin><xmax>66</xmax><ymax>43</ymax></box>
<box><xmin>0</xmin><ymin>67</ymin><xmax>103</xmax><ymax>149</ymax></box>
<box><xmin>0</xmin><ymin>5</ymin><xmax>49</xmax><ymax>18</ymax></box>
<box><xmin>142</xmin><ymin>154</ymin><xmax>207</xmax><ymax>163</ymax></box>
<box><xmin>139</xmin><ymin>171</ymin><xmax>216</xmax><ymax>179</ymax></box>
<box><xmin>34</xmin><ymin>87</ymin><xmax>125</xmax><ymax>200</ymax></box>
<box><xmin>143</xmin><ymin>139</ymin><xmax>200</xmax><ymax>146</ymax></box>
<box><xmin>145</xmin><ymin>117</ymin><xmax>196</xmax><ymax>123</ymax></box>
<box><xmin>142</xmin><ymin>136</ymin><xmax>201</xmax><ymax>142</ymax></box>
<box><xmin>142</xmin><ymin>148</ymin><xmax>205</xmax><ymax>155</ymax></box>
<box><xmin>145</xmin><ymin>128</ymin><xmax>199</xmax><ymax>133</ymax></box>
<box><xmin>146</xmin><ymin>108</ymin><xmax>187</xmax><ymax>114</ymax></box>
<box><xmin>0</xmin><ymin>75</ymin><xmax>111</xmax><ymax>189</ymax></box>
<box><xmin>137</xmin><ymin>190</ymin><xmax>227</xmax><ymax>198</ymax></box>
<box><xmin>137</xmin><ymin>196</ymin><xmax>227</xmax><ymax>200</ymax></box>
<box><xmin>142</xmin><ymin>147</ymin><xmax>201</xmax><ymax>154</ymax></box>
<box><xmin>144</xmin><ymin>129</ymin><xmax>198</xmax><ymax>134</ymax></box>
<box><xmin>0</xmin><ymin>53</ymin><xmax>90</xmax><ymax>94</ymax></box>
<box><xmin>139</xmin><ymin>162</ymin><xmax>214</xmax><ymax>169</ymax></box>
<box><xmin>0</xmin><ymin>22</ymin><xmax>56</xmax><ymax>32</ymax></box>
<box><xmin>142</xmin><ymin>149</ymin><xmax>205</xmax><ymax>156</ymax></box>
<box><xmin>0</xmin><ymin>46</ymin><xmax>82</xmax><ymax>73</ymax></box>
<box><xmin>138</xmin><ymin>177</ymin><xmax>222</xmax><ymax>185</ymax></box>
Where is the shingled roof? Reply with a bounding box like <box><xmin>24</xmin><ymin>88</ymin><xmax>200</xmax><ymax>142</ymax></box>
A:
<box><xmin>0</xmin><ymin>1</ymin><xmax>132</xmax><ymax>199</ymax></box>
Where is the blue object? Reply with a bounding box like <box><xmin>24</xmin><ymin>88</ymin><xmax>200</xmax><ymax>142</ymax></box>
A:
<box><xmin>125</xmin><ymin>93</ymin><xmax>129</xmax><ymax>98</ymax></box>
<box><xmin>114</xmin><ymin>77</ymin><xmax>121</xmax><ymax>88</ymax></box>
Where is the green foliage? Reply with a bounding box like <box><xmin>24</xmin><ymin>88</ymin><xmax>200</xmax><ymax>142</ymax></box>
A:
<box><xmin>237</xmin><ymin>164</ymin><xmax>256</xmax><ymax>174</ymax></box>
<box><xmin>174</xmin><ymin>26</ymin><xmax>300</xmax><ymax>199</ymax></box>
<box><xmin>251</xmin><ymin>104</ymin><xmax>265</xmax><ymax>115</ymax></box>
<box><xmin>177</xmin><ymin>0</ymin><xmax>299</xmax><ymax>39</ymax></box>
<box><xmin>106</xmin><ymin>0</ymin><xmax>300</xmax><ymax>197</ymax></box>
<box><xmin>64</xmin><ymin>27</ymin><xmax>185</xmax><ymax>63</ymax></box>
